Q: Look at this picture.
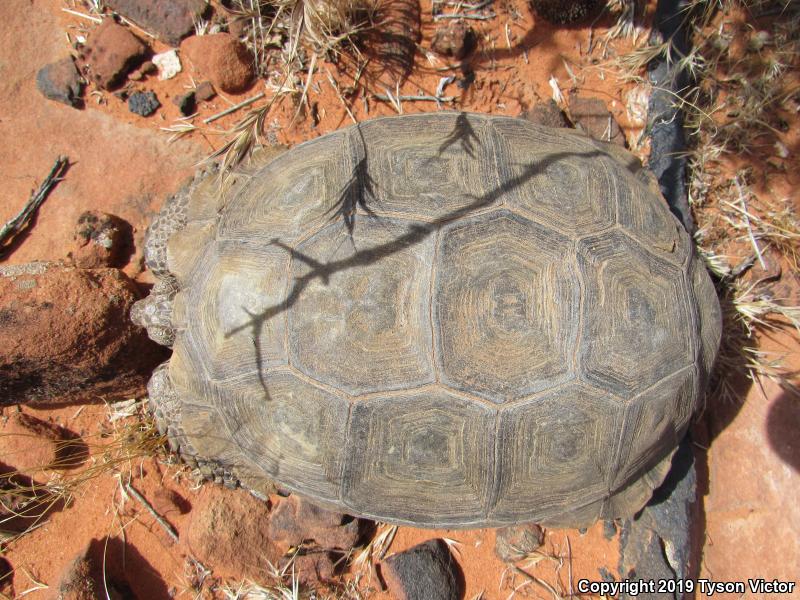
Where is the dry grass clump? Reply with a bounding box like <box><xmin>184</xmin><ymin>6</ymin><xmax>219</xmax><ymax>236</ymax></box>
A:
<box><xmin>0</xmin><ymin>401</ymin><xmax>167</xmax><ymax>545</ymax></box>
<box><xmin>608</xmin><ymin>0</ymin><xmax>800</xmax><ymax>399</ymax></box>
<box><xmin>206</xmin><ymin>0</ymin><xmax>381</xmax><ymax>170</ymax></box>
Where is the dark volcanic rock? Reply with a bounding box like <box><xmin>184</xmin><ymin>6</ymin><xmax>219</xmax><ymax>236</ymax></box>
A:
<box><xmin>128</xmin><ymin>90</ymin><xmax>160</xmax><ymax>116</ymax></box>
<box><xmin>106</xmin><ymin>0</ymin><xmax>209</xmax><ymax>46</ymax></box>
<box><xmin>520</xmin><ymin>100</ymin><xmax>568</xmax><ymax>128</ymax></box>
<box><xmin>431</xmin><ymin>21</ymin><xmax>477</xmax><ymax>60</ymax></box>
<box><xmin>36</xmin><ymin>57</ymin><xmax>83</xmax><ymax>108</ymax></box>
<box><xmin>78</xmin><ymin>19</ymin><xmax>147</xmax><ymax>90</ymax></box>
<box><xmin>382</xmin><ymin>539</ymin><xmax>463</xmax><ymax>600</ymax></box>
<box><xmin>531</xmin><ymin>0</ymin><xmax>599</xmax><ymax>23</ymax></box>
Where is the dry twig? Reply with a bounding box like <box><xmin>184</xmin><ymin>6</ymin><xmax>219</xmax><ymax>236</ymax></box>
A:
<box><xmin>0</xmin><ymin>156</ymin><xmax>68</xmax><ymax>250</ymax></box>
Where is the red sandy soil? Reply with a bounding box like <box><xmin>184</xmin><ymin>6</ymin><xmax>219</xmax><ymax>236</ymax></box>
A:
<box><xmin>0</xmin><ymin>0</ymin><xmax>798</xmax><ymax>598</ymax></box>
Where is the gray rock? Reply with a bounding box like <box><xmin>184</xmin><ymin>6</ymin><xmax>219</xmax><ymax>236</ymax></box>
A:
<box><xmin>495</xmin><ymin>523</ymin><xmax>544</xmax><ymax>562</ymax></box>
<box><xmin>128</xmin><ymin>91</ymin><xmax>160</xmax><ymax>116</ymax></box>
<box><xmin>36</xmin><ymin>57</ymin><xmax>83</xmax><ymax>108</ymax></box>
<box><xmin>382</xmin><ymin>539</ymin><xmax>463</xmax><ymax>600</ymax></box>
<box><xmin>602</xmin><ymin>519</ymin><xmax>617</xmax><ymax>540</ymax></box>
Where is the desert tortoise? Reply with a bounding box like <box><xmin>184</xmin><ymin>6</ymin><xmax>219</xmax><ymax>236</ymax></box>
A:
<box><xmin>132</xmin><ymin>112</ymin><xmax>722</xmax><ymax>528</ymax></box>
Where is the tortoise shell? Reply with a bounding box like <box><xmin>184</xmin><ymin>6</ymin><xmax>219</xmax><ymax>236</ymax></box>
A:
<box><xmin>132</xmin><ymin>113</ymin><xmax>722</xmax><ymax>528</ymax></box>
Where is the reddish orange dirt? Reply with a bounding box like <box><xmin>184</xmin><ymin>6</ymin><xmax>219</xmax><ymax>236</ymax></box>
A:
<box><xmin>1</xmin><ymin>0</ymin><xmax>798</xmax><ymax>598</ymax></box>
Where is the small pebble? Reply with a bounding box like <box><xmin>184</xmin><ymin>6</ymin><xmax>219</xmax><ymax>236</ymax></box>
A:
<box><xmin>495</xmin><ymin>523</ymin><xmax>544</xmax><ymax>562</ymax></box>
<box><xmin>602</xmin><ymin>519</ymin><xmax>617</xmax><ymax>540</ymax></box>
<box><xmin>128</xmin><ymin>90</ymin><xmax>160</xmax><ymax>116</ymax></box>
<box><xmin>152</xmin><ymin>49</ymin><xmax>182</xmax><ymax>80</ymax></box>
<box><xmin>195</xmin><ymin>81</ymin><xmax>216</xmax><ymax>102</ymax></box>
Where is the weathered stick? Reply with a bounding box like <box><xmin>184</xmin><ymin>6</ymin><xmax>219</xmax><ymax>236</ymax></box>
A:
<box><xmin>125</xmin><ymin>482</ymin><xmax>179</xmax><ymax>542</ymax></box>
<box><xmin>373</xmin><ymin>94</ymin><xmax>456</xmax><ymax>103</ymax></box>
<box><xmin>433</xmin><ymin>12</ymin><xmax>496</xmax><ymax>20</ymax></box>
<box><xmin>0</xmin><ymin>156</ymin><xmax>68</xmax><ymax>249</ymax></box>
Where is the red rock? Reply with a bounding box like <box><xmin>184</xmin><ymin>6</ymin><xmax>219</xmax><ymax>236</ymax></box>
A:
<box><xmin>568</xmin><ymin>96</ymin><xmax>626</xmax><ymax>146</ymax></box>
<box><xmin>36</xmin><ymin>57</ymin><xmax>83</xmax><ymax>108</ymax></box>
<box><xmin>69</xmin><ymin>211</ymin><xmax>128</xmax><ymax>269</ymax></box>
<box><xmin>382</xmin><ymin>539</ymin><xmax>462</xmax><ymax>600</ymax></box>
<box><xmin>185</xmin><ymin>485</ymin><xmax>281</xmax><ymax>580</ymax></box>
<box><xmin>268</xmin><ymin>494</ymin><xmax>360</xmax><ymax>551</ymax></box>
<box><xmin>107</xmin><ymin>0</ymin><xmax>209</xmax><ymax>46</ymax></box>
<box><xmin>180</xmin><ymin>33</ymin><xmax>254</xmax><ymax>94</ymax></box>
<box><xmin>494</xmin><ymin>523</ymin><xmax>544</xmax><ymax>562</ymax></box>
<box><xmin>78</xmin><ymin>19</ymin><xmax>147</xmax><ymax>90</ymax></box>
<box><xmin>431</xmin><ymin>21</ymin><xmax>477</xmax><ymax>60</ymax></box>
<box><xmin>0</xmin><ymin>262</ymin><xmax>166</xmax><ymax>404</ymax></box>
<box><xmin>55</xmin><ymin>548</ymin><xmax>103</xmax><ymax>600</ymax></box>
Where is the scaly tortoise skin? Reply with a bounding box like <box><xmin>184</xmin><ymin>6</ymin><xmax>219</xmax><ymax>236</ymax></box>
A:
<box><xmin>132</xmin><ymin>113</ymin><xmax>722</xmax><ymax>528</ymax></box>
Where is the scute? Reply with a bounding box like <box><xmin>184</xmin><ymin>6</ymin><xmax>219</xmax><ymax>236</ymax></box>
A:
<box><xmin>181</xmin><ymin>241</ymin><xmax>289</xmax><ymax>381</ymax></box>
<box><xmin>491</xmin><ymin>384</ymin><xmax>623</xmax><ymax>524</ymax></box>
<box><xmin>135</xmin><ymin>112</ymin><xmax>722</xmax><ymax>529</ymax></box>
<box><xmin>434</xmin><ymin>209</ymin><xmax>578</xmax><ymax>403</ymax></box>
<box><xmin>690</xmin><ymin>255</ymin><xmax>723</xmax><ymax>383</ymax></box>
<box><xmin>287</xmin><ymin>216</ymin><xmax>437</xmax><ymax>395</ymax></box>
<box><xmin>577</xmin><ymin>230</ymin><xmax>693</xmax><ymax>396</ymax></box>
<box><xmin>341</xmin><ymin>387</ymin><xmax>494</xmax><ymax>526</ymax></box>
<box><xmin>351</xmin><ymin>112</ymin><xmax>500</xmax><ymax>222</ymax></box>
<box><xmin>611</xmin><ymin>367</ymin><xmax>696</xmax><ymax>492</ymax></box>
<box><xmin>212</xmin><ymin>369</ymin><xmax>350</xmax><ymax>500</ymax></box>
<box><xmin>218</xmin><ymin>129</ymin><xmax>357</xmax><ymax>244</ymax></box>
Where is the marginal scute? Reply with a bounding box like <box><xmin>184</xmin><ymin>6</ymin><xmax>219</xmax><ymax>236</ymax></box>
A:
<box><xmin>611</xmin><ymin>367</ymin><xmax>696</xmax><ymax>492</ymax></box>
<box><xmin>616</xmin><ymin>169</ymin><xmax>691</xmax><ymax>267</ymax></box>
<box><xmin>435</xmin><ymin>209</ymin><xmax>578</xmax><ymax>403</ymax></box>
<box><xmin>342</xmin><ymin>388</ymin><xmax>494</xmax><ymax>526</ymax></box>
<box><xmin>577</xmin><ymin>230</ymin><xmax>693</xmax><ymax>396</ymax></box>
<box><xmin>691</xmin><ymin>255</ymin><xmax>723</xmax><ymax>383</ymax></box>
